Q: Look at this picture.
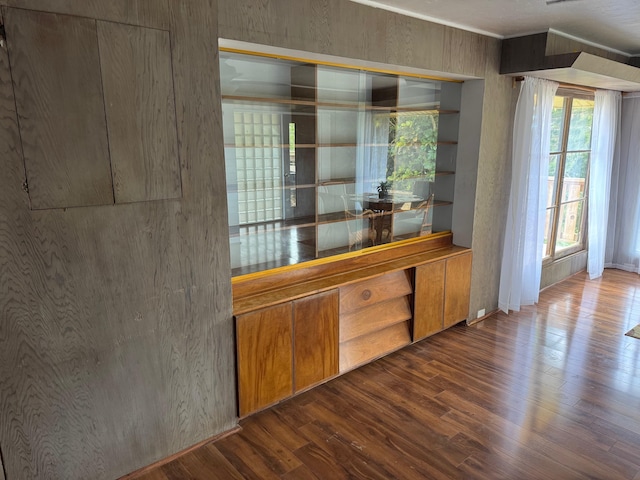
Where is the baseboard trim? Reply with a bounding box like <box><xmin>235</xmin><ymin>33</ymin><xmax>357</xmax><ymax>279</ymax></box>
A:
<box><xmin>467</xmin><ymin>308</ymin><xmax>499</xmax><ymax>325</ymax></box>
<box><xmin>119</xmin><ymin>425</ymin><xmax>242</xmax><ymax>479</ymax></box>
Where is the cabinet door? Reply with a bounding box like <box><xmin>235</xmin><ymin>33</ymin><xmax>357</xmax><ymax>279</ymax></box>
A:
<box><xmin>413</xmin><ymin>260</ymin><xmax>446</xmax><ymax>341</ymax></box>
<box><xmin>293</xmin><ymin>290</ymin><xmax>339</xmax><ymax>392</ymax></box>
<box><xmin>444</xmin><ymin>252</ymin><xmax>472</xmax><ymax>328</ymax></box>
<box><xmin>236</xmin><ymin>303</ymin><xmax>293</xmax><ymax>417</ymax></box>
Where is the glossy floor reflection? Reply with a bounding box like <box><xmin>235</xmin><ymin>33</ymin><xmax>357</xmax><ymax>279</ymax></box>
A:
<box><xmin>136</xmin><ymin>269</ymin><xmax>640</xmax><ymax>480</ymax></box>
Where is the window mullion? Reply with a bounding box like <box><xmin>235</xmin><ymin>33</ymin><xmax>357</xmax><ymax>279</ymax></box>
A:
<box><xmin>550</xmin><ymin>97</ymin><xmax>572</xmax><ymax>259</ymax></box>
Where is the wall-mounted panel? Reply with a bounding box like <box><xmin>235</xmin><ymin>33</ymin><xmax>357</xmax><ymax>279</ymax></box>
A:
<box><xmin>5</xmin><ymin>8</ymin><xmax>114</xmax><ymax>209</ymax></box>
<box><xmin>97</xmin><ymin>21</ymin><xmax>181</xmax><ymax>203</ymax></box>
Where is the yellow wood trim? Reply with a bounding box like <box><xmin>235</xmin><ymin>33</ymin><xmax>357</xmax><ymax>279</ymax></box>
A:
<box><xmin>219</xmin><ymin>47</ymin><xmax>462</xmax><ymax>83</ymax></box>
<box><xmin>231</xmin><ymin>231</ymin><xmax>451</xmax><ymax>285</ymax></box>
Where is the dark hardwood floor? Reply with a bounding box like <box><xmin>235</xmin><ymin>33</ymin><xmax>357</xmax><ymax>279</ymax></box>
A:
<box><xmin>134</xmin><ymin>269</ymin><xmax>640</xmax><ymax>479</ymax></box>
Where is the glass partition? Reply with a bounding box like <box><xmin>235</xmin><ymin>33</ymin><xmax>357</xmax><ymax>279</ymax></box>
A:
<box><xmin>220</xmin><ymin>50</ymin><xmax>459</xmax><ymax>276</ymax></box>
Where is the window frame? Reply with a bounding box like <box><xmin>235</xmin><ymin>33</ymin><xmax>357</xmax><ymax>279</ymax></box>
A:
<box><xmin>543</xmin><ymin>88</ymin><xmax>594</xmax><ymax>264</ymax></box>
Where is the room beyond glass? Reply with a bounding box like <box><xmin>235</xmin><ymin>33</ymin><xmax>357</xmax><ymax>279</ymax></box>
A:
<box><xmin>220</xmin><ymin>50</ymin><xmax>461</xmax><ymax>276</ymax></box>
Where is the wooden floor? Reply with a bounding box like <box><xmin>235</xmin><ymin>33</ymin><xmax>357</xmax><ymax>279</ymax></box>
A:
<box><xmin>135</xmin><ymin>269</ymin><xmax>640</xmax><ymax>479</ymax></box>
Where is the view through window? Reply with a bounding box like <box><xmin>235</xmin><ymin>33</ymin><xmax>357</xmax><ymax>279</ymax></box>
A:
<box><xmin>544</xmin><ymin>89</ymin><xmax>594</xmax><ymax>260</ymax></box>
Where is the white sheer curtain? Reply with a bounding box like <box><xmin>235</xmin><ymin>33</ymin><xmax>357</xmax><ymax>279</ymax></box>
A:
<box><xmin>587</xmin><ymin>90</ymin><xmax>621</xmax><ymax>279</ymax></box>
<box><xmin>499</xmin><ymin>77</ymin><xmax>558</xmax><ymax>313</ymax></box>
<box><xmin>605</xmin><ymin>94</ymin><xmax>640</xmax><ymax>273</ymax></box>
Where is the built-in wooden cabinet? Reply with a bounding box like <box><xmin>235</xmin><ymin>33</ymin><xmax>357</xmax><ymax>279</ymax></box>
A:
<box><xmin>339</xmin><ymin>270</ymin><xmax>413</xmax><ymax>372</ymax></box>
<box><xmin>236</xmin><ymin>290</ymin><xmax>339</xmax><ymax>417</ymax></box>
<box><xmin>234</xmin><ymin>234</ymin><xmax>472</xmax><ymax>417</ymax></box>
<box><xmin>413</xmin><ymin>250</ymin><xmax>472</xmax><ymax>341</ymax></box>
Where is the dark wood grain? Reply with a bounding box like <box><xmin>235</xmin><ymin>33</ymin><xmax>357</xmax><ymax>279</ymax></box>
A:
<box><xmin>293</xmin><ymin>290</ymin><xmax>339</xmax><ymax>392</ymax></box>
<box><xmin>97</xmin><ymin>21</ymin><xmax>181</xmax><ymax>203</ymax></box>
<box><xmin>414</xmin><ymin>259</ymin><xmax>445</xmax><ymax>340</ymax></box>
<box><xmin>135</xmin><ymin>269</ymin><xmax>640</xmax><ymax>479</ymax></box>
<box><xmin>5</xmin><ymin>8</ymin><xmax>114</xmax><ymax>209</ymax></box>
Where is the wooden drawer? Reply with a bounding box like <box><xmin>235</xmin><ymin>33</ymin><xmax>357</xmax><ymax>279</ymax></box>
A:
<box><xmin>339</xmin><ymin>270</ymin><xmax>412</xmax><ymax>314</ymax></box>
<box><xmin>340</xmin><ymin>296</ymin><xmax>412</xmax><ymax>343</ymax></box>
<box><xmin>339</xmin><ymin>321</ymin><xmax>411</xmax><ymax>372</ymax></box>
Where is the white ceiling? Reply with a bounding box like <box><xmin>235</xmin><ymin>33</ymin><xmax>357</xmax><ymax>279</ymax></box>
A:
<box><xmin>351</xmin><ymin>0</ymin><xmax>640</xmax><ymax>56</ymax></box>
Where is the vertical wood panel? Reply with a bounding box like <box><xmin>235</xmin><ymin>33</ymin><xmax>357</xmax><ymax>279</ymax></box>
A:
<box><xmin>444</xmin><ymin>252</ymin><xmax>472</xmax><ymax>328</ymax></box>
<box><xmin>1</xmin><ymin>2</ymin><xmax>237</xmax><ymax>479</ymax></box>
<box><xmin>414</xmin><ymin>260</ymin><xmax>445</xmax><ymax>340</ymax></box>
<box><xmin>5</xmin><ymin>8</ymin><xmax>113</xmax><ymax>209</ymax></box>
<box><xmin>97</xmin><ymin>21</ymin><xmax>181</xmax><ymax>203</ymax></box>
<box><xmin>2</xmin><ymin>0</ymin><xmax>170</xmax><ymax>29</ymax></box>
<box><xmin>443</xmin><ymin>27</ymin><xmax>488</xmax><ymax>77</ymax></box>
<box><xmin>386</xmin><ymin>14</ymin><xmax>444</xmax><ymax>71</ymax></box>
<box><xmin>293</xmin><ymin>290</ymin><xmax>339</xmax><ymax>392</ymax></box>
<box><xmin>0</xmin><ymin>445</ymin><xmax>5</xmax><ymax>480</ymax></box>
<box><xmin>236</xmin><ymin>303</ymin><xmax>293</xmax><ymax>417</ymax></box>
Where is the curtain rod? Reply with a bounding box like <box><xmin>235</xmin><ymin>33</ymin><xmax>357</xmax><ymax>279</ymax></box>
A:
<box><xmin>512</xmin><ymin>76</ymin><xmax>596</xmax><ymax>93</ymax></box>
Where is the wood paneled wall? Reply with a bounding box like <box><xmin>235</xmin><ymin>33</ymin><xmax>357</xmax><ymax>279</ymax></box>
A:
<box><xmin>0</xmin><ymin>1</ymin><xmax>236</xmax><ymax>479</ymax></box>
<box><xmin>0</xmin><ymin>0</ymin><xmax>515</xmax><ymax>478</ymax></box>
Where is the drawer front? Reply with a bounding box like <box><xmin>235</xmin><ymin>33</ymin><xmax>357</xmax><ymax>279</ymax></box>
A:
<box><xmin>340</xmin><ymin>296</ymin><xmax>412</xmax><ymax>343</ymax></box>
<box><xmin>339</xmin><ymin>270</ymin><xmax>412</xmax><ymax>315</ymax></box>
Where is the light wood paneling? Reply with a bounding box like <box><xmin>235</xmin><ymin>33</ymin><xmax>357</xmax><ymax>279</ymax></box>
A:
<box><xmin>5</xmin><ymin>8</ymin><xmax>113</xmax><ymax>209</ymax></box>
<box><xmin>97</xmin><ymin>21</ymin><xmax>181</xmax><ymax>203</ymax></box>
<box><xmin>340</xmin><ymin>296</ymin><xmax>412</xmax><ymax>343</ymax></box>
<box><xmin>3</xmin><ymin>0</ymin><xmax>170</xmax><ymax>29</ymax></box>
<box><xmin>443</xmin><ymin>27</ymin><xmax>488</xmax><ymax>77</ymax></box>
<box><xmin>339</xmin><ymin>321</ymin><xmax>411</xmax><ymax>373</ymax></box>
<box><xmin>339</xmin><ymin>270</ymin><xmax>412</xmax><ymax>315</ymax></box>
<box><xmin>386</xmin><ymin>13</ymin><xmax>444</xmax><ymax>71</ymax></box>
<box><xmin>414</xmin><ymin>260</ymin><xmax>445</xmax><ymax>340</ymax></box>
<box><xmin>236</xmin><ymin>303</ymin><xmax>293</xmax><ymax>417</ymax></box>
<box><xmin>293</xmin><ymin>290</ymin><xmax>339</xmax><ymax>392</ymax></box>
<box><xmin>444</xmin><ymin>252</ymin><xmax>472</xmax><ymax>328</ymax></box>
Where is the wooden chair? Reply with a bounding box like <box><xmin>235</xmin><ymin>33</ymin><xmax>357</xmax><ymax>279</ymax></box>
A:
<box><xmin>418</xmin><ymin>193</ymin><xmax>435</xmax><ymax>236</ymax></box>
<box><xmin>344</xmin><ymin>202</ymin><xmax>378</xmax><ymax>251</ymax></box>
<box><xmin>390</xmin><ymin>193</ymin><xmax>435</xmax><ymax>241</ymax></box>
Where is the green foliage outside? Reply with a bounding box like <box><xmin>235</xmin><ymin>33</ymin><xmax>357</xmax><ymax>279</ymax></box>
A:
<box><xmin>549</xmin><ymin>98</ymin><xmax>594</xmax><ymax>179</ymax></box>
<box><xmin>385</xmin><ymin>112</ymin><xmax>438</xmax><ymax>192</ymax></box>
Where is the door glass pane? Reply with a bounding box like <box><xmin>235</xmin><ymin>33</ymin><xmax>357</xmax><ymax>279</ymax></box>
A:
<box><xmin>566</xmin><ymin>98</ymin><xmax>594</xmax><ymax>151</ymax></box>
<box><xmin>547</xmin><ymin>153</ymin><xmax>560</xmax><ymax>207</ymax></box>
<box><xmin>561</xmin><ymin>152</ymin><xmax>588</xmax><ymax>202</ymax></box>
<box><xmin>543</xmin><ymin>207</ymin><xmax>554</xmax><ymax>257</ymax></box>
<box><xmin>550</xmin><ymin>96</ymin><xmax>565</xmax><ymax>153</ymax></box>
<box><xmin>555</xmin><ymin>200</ymin><xmax>584</xmax><ymax>254</ymax></box>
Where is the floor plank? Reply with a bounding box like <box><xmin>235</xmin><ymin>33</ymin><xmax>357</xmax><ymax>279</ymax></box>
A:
<box><xmin>134</xmin><ymin>269</ymin><xmax>640</xmax><ymax>479</ymax></box>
